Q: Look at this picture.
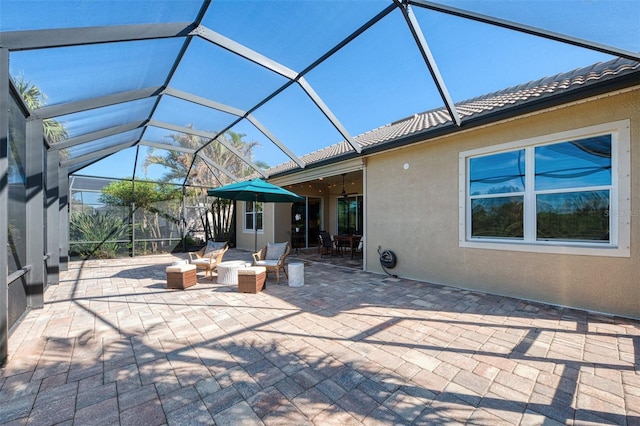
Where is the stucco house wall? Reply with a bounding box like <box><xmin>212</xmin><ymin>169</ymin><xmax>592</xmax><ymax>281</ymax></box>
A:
<box><xmin>365</xmin><ymin>88</ymin><xmax>639</xmax><ymax>318</ymax></box>
<box><xmin>235</xmin><ymin>202</ymin><xmax>275</xmax><ymax>251</ymax></box>
<box><xmin>235</xmin><ymin>201</ymin><xmax>310</xmax><ymax>251</ymax></box>
<box><xmin>273</xmin><ymin>203</ymin><xmax>292</xmax><ymax>245</ymax></box>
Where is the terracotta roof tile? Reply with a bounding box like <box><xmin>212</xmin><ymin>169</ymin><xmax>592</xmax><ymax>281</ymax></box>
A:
<box><xmin>267</xmin><ymin>58</ymin><xmax>639</xmax><ymax>176</ymax></box>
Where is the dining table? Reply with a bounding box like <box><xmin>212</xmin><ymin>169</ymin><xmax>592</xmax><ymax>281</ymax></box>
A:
<box><xmin>332</xmin><ymin>234</ymin><xmax>362</xmax><ymax>259</ymax></box>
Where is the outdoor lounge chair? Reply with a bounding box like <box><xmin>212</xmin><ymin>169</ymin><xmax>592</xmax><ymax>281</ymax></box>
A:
<box><xmin>252</xmin><ymin>242</ymin><xmax>291</xmax><ymax>284</ymax></box>
<box><xmin>188</xmin><ymin>241</ymin><xmax>229</xmax><ymax>280</ymax></box>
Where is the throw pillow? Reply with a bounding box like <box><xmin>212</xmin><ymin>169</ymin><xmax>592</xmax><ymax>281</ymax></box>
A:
<box><xmin>203</xmin><ymin>241</ymin><xmax>226</xmax><ymax>258</ymax></box>
<box><xmin>265</xmin><ymin>242</ymin><xmax>287</xmax><ymax>260</ymax></box>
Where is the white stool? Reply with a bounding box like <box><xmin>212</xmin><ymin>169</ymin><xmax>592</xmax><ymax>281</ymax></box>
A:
<box><xmin>288</xmin><ymin>262</ymin><xmax>304</xmax><ymax>287</ymax></box>
<box><xmin>216</xmin><ymin>261</ymin><xmax>250</xmax><ymax>285</ymax></box>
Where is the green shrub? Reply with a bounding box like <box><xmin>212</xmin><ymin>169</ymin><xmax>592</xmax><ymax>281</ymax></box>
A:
<box><xmin>70</xmin><ymin>211</ymin><xmax>129</xmax><ymax>259</ymax></box>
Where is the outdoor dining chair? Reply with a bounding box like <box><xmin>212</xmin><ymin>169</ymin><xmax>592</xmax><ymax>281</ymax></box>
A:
<box><xmin>319</xmin><ymin>231</ymin><xmax>341</xmax><ymax>258</ymax></box>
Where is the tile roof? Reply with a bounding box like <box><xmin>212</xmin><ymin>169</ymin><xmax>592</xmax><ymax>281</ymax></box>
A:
<box><xmin>267</xmin><ymin>58</ymin><xmax>640</xmax><ymax>176</ymax></box>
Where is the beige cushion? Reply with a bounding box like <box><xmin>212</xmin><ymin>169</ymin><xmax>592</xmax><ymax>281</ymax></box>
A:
<box><xmin>266</xmin><ymin>242</ymin><xmax>287</xmax><ymax>260</ymax></box>
<box><xmin>203</xmin><ymin>241</ymin><xmax>226</xmax><ymax>258</ymax></box>
<box><xmin>166</xmin><ymin>264</ymin><xmax>196</xmax><ymax>273</ymax></box>
<box><xmin>238</xmin><ymin>266</ymin><xmax>266</xmax><ymax>276</ymax></box>
<box><xmin>255</xmin><ymin>260</ymin><xmax>279</xmax><ymax>267</ymax></box>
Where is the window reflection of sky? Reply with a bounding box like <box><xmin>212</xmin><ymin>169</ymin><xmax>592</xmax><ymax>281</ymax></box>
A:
<box><xmin>470</xmin><ymin>135</ymin><xmax>612</xmax><ymax>196</ymax></box>
<box><xmin>535</xmin><ymin>135</ymin><xmax>611</xmax><ymax>190</ymax></box>
<box><xmin>470</xmin><ymin>150</ymin><xmax>524</xmax><ymax>195</ymax></box>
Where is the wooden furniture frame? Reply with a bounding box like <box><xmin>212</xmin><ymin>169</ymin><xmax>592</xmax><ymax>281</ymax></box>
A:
<box><xmin>238</xmin><ymin>266</ymin><xmax>267</xmax><ymax>293</ymax></box>
<box><xmin>333</xmin><ymin>235</ymin><xmax>362</xmax><ymax>259</ymax></box>
<box><xmin>252</xmin><ymin>242</ymin><xmax>291</xmax><ymax>284</ymax></box>
<box><xmin>188</xmin><ymin>242</ymin><xmax>229</xmax><ymax>280</ymax></box>
<box><xmin>166</xmin><ymin>264</ymin><xmax>197</xmax><ymax>289</ymax></box>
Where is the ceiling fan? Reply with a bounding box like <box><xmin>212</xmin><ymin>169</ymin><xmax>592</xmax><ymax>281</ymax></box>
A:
<box><xmin>340</xmin><ymin>173</ymin><xmax>358</xmax><ymax>198</ymax></box>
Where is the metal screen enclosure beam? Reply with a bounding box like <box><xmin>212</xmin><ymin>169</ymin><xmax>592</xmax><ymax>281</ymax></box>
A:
<box><xmin>0</xmin><ymin>48</ymin><xmax>9</xmax><ymax>365</ymax></box>
<box><xmin>194</xmin><ymin>26</ymin><xmax>299</xmax><ymax>81</ymax></box>
<box><xmin>46</xmin><ymin>149</ymin><xmax>60</xmax><ymax>286</ymax></box>
<box><xmin>246</xmin><ymin>115</ymin><xmax>306</xmax><ymax>169</ymax></box>
<box><xmin>298</xmin><ymin>77</ymin><xmax>362</xmax><ymax>152</ymax></box>
<box><xmin>58</xmin><ymin>172</ymin><xmax>69</xmax><ymax>272</ymax></box>
<box><xmin>197</xmin><ymin>153</ymin><xmax>240</xmax><ymax>183</ymax></box>
<box><xmin>409</xmin><ymin>0</ymin><xmax>640</xmax><ymax>62</ymax></box>
<box><xmin>149</xmin><ymin>120</ymin><xmax>268</xmax><ymax>178</ymax></box>
<box><xmin>398</xmin><ymin>1</ymin><xmax>462</xmax><ymax>126</ymax></box>
<box><xmin>34</xmin><ymin>86</ymin><xmax>164</xmax><ymax>119</ymax></box>
<box><xmin>25</xmin><ymin>119</ymin><xmax>45</xmax><ymax>308</ymax></box>
<box><xmin>53</xmin><ymin>120</ymin><xmax>148</xmax><ymax>150</ymax></box>
<box><xmin>61</xmin><ymin>142</ymin><xmax>136</xmax><ymax>168</ymax></box>
<box><xmin>164</xmin><ymin>87</ymin><xmax>246</xmax><ymax>117</ymax></box>
<box><xmin>1</xmin><ymin>23</ymin><xmax>196</xmax><ymax>51</ymax></box>
<box><xmin>140</xmin><ymin>140</ymin><xmax>197</xmax><ymax>154</ymax></box>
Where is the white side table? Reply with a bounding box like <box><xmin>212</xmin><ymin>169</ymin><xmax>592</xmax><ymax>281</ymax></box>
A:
<box><xmin>216</xmin><ymin>261</ymin><xmax>249</xmax><ymax>285</ymax></box>
<box><xmin>288</xmin><ymin>262</ymin><xmax>304</xmax><ymax>287</ymax></box>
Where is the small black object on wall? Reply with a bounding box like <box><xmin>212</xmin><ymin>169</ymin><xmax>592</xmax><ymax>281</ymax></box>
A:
<box><xmin>377</xmin><ymin>246</ymin><xmax>398</xmax><ymax>278</ymax></box>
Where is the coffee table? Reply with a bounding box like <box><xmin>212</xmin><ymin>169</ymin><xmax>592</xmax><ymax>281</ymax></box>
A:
<box><xmin>216</xmin><ymin>261</ymin><xmax>250</xmax><ymax>285</ymax></box>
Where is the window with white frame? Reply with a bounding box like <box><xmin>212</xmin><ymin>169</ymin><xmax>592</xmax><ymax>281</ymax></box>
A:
<box><xmin>244</xmin><ymin>201</ymin><xmax>263</xmax><ymax>232</ymax></box>
<box><xmin>459</xmin><ymin>120</ymin><xmax>630</xmax><ymax>257</ymax></box>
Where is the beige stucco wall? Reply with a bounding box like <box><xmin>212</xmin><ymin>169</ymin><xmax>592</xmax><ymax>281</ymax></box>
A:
<box><xmin>235</xmin><ymin>202</ymin><xmax>276</xmax><ymax>252</ymax></box>
<box><xmin>234</xmin><ymin>202</ymin><xmax>300</xmax><ymax>252</ymax></box>
<box><xmin>365</xmin><ymin>89</ymin><xmax>639</xmax><ymax>318</ymax></box>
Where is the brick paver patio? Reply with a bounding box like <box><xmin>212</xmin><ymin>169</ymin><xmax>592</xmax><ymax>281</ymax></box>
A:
<box><xmin>1</xmin><ymin>250</ymin><xmax>638</xmax><ymax>425</ymax></box>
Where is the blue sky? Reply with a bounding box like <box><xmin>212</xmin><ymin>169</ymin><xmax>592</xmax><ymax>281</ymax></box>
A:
<box><xmin>3</xmin><ymin>0</ymin><xmax>639</xmax><ymax>181</ymax></box>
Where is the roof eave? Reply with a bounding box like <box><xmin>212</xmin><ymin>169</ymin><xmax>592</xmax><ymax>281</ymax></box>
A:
<box><xmin>267</xmin><ymin>151</ymin><xmax>361</xmax><ymax>180</ymax></box>
<box><xmin>360</xmin><ymin>69</ymin><xmax>640</xmax><ymax>156</ymax></box>
<box><xmin>267</xmin><ymin>66</ymin><xmax>639</xmax><ymax>181</ymax></box>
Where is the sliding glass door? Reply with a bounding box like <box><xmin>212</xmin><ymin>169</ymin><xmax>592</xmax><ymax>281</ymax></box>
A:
<box><xmin>337</xmin><ymin>195</ymin><xmax>363</xmax><ymax>235</ymax></box>
<box><xmin>291</xmin><ymin>197</ymin><xmax>322</xmax><ymax>248</ymax></box>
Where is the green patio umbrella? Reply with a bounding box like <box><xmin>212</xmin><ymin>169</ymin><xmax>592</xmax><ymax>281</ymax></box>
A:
<box><xmin>207</xmin><ymin>178</ymin><xmax>304</xmax><ymax>251</ymax></box>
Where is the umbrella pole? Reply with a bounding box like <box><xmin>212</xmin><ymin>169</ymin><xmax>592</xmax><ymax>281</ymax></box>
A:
<box><xmin>254</xmin><ymin>194</ymin><xmax>258</xmax><ymax>252</ymax></box>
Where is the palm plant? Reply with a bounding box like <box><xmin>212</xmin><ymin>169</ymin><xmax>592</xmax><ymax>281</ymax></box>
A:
<box><xmin>144</xmin><ymin>128</ymin><xmax>269</xmax><ymax>243</ymax></box>
<box><xmin>143</xmin><ymin>127</ymin><xmax>268</xmax><ymax>187</ymax></box>
<box><xmin>13</xmin><ymin>75</ymin><xmax>68</xmax><ymax>144</ymax></box>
